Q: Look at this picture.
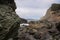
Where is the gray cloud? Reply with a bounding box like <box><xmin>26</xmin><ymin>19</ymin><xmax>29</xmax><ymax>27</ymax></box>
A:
<box><xmin>15</xmin><ymin>0</ymin><xmax>60</xmax><ymax>19</ymax></box>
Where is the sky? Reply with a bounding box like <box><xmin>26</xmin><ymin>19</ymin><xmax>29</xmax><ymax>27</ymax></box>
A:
<box><xmin>15</xmin><ymin>0</ymin><xmax>60</xmax><ymax>19</ymax></box>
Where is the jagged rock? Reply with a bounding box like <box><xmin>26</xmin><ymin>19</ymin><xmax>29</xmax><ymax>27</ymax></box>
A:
<box><xmin>41</xmin><ymin>3</ymin><xmax>60</xmax><ymax>40</ymax></box>
<box><xmin>51</xmin><ymin>4</ymin><xmax>60</xmax><ymax>11</ymax></box>
<box><xmin>44</xmin><ymin>4</ymin><xmax>60</xmax><ymax>22</ymax></box>
<box><xmin>0</xmin><ymin>0</ymin><xmax>16</xmax><ymax>11</ymax></box>
<box><xmin>0</xmin><ymin>0</ymin><xmax>27</xmax><ymax>40</ymax></box>
<box><xmin>39</xmin><ymin>3</ymin><xmax>60</xmax><ymax>40</ymax></box>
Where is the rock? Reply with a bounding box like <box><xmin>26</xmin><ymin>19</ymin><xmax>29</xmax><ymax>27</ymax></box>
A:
<box><xmin>39</xmin><ymin>3</ymin><xmax>60</xmax><ymax>40</ymax></box>
<box><xmin>0</xmin><ymin>0</ymin><xmax>16</xmax><ymax>11</ymax></box>
<box><xmin>0</xmin><ymin>0</ymin><xmax>27</xmax><ymax>40</ymax></box>
<box><xmin>20</xmin><ymin>18</ymin><xmax>27</xmax><ymax>23</ymax></box>
<box><xmin>1</xmin><ymin>0</ymin><xmax>60</xmax><ymax>40</ymax></box>
<box><xmin>44</xmin><ymin>4</ymin><xmax>60</xmax><ymax>22</ymax></box>
<box><xmin>51</xmin><ymin>3</ymin><xmax>60</xmax><ymax>11</ymax></box>
<box><xmin>18</xmin><ymin>3</ymin><xmax>60</xmax><ymax>40</ymax></box>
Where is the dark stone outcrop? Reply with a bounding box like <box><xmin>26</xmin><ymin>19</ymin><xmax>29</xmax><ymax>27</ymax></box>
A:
<box><xmin>0</xmin><ymin>0</ymin><xmax>16</xmax><ymax>11</ymax></box>
<box><xmin>0</xmin><ymin>0</ymin><xmax>27</xmax><ymax>40</ymax></box>
<box><xmin>20</xmin><ymin>18</ymin><xmax>27</xmax><ymax>23</ymax></box>
<box><xmin>51</xmin><ymin>3</ymin><xmax>60</xmax><ymax>11</ymax></box>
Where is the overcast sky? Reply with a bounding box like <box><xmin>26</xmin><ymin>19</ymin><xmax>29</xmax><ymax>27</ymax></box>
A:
<box><xmin>15</xmin><ymin>0</ymin><xmax>60</xmax><ymax>19</ymax></box>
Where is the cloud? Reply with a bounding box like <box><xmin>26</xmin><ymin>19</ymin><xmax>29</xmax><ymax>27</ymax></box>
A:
<box><xmin>16</xmin><ymin>8</ymin><xmax>47</xmax><ymax>19</ymax></box>
<box><xmin>15</xmin><ymin>0</ymin><xmax>60</xmax><ymax>19</ymax></box>
<box><xmin>15</xmin><ymin>0</ymin><xmax>57</xmax><ymax>9</ymax></box>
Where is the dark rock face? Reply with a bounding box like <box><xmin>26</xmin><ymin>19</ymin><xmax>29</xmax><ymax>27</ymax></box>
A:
<box><xmin>51</xmin><ymin>4</ymin><xmax>60</xmax><ymax>11</ymax></box>
<box><xmin>20</xmin><ymin>18</ymin><xmax>27</xmax><ymax>23</ymax></box>
<box><xmin>0</xmin><ymin>0</ymin><xmax>27</xmax><ymax>40</ymax></box>
<box><xmin>0</xmin><ymin>0</ymin><xmax>16</xmax><ymax>11</ymax></box>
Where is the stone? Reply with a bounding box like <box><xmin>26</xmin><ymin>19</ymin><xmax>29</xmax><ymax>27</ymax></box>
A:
<box><xmin>0</xmin><ymin>0</ymin><xmax>16</xmax><ymax>11</ymax></box>
<box><xmin>18</xmin><ymin>3</ymin><xmax>60</xmax><ymax>40</ymax></box>
<box><xmin>0</xmin><ymin>0</ymin><xmax>27</xmax><ymax>40</ymax></box>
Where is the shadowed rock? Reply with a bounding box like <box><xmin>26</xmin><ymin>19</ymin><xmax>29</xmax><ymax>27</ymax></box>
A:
<box><xmin>0</xmin><ymin>0</ymin><xmax>27</xmax><ymax>40</ymax></box>
<box><xmin>51</xmin><ymin>3</ymin><xmax>60</xmax><ymax>11</ymax></box>
<box><xmin>0</xmin><ymin>0</ymin><xmax>16</xmax><ymax>11</ymax></box>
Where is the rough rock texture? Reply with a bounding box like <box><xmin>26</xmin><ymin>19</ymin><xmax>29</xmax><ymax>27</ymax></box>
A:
<box><xmin>0</xmin><ymin>0</ymin><xmax>27</xmax><ymax>40</ymax></box>
<box><xmin>0</xmin><ymin>0</ymin><xmax>60</xmax><ymax>40</ymax></box>
<box><xmin>18</xmin><ymin>4</ymin><xmax>60</xmax><ymax>40</ymax></box>
<box><xmin>0</xmin><ymin>0</ymin><xmax>16</xmax><ymax>11</ymax></box>
<box><xmin>20</xmin><ymin>18</ymin><xmax>27</xmax><ymax>23</ymax></box>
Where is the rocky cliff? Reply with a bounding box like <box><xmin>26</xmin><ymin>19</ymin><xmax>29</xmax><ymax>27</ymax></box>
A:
<box><xmin>0</xmin><ymin>0</ymin><xmax>27</xmax><ymax>40</ymax></box>
<box><xmin>0</xmin><ymin>0</ymin><xmax>16</xmax><ymax>11</ymax></box>
<box><xmin>18</xmin><ymin>4</ymin><xmax>60</xmax><ymax>40</ymax></box>
<box><xmin>0</xmin><ymin>0</ymin><xmax>60</xmax><ymax>40</ymax></box>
